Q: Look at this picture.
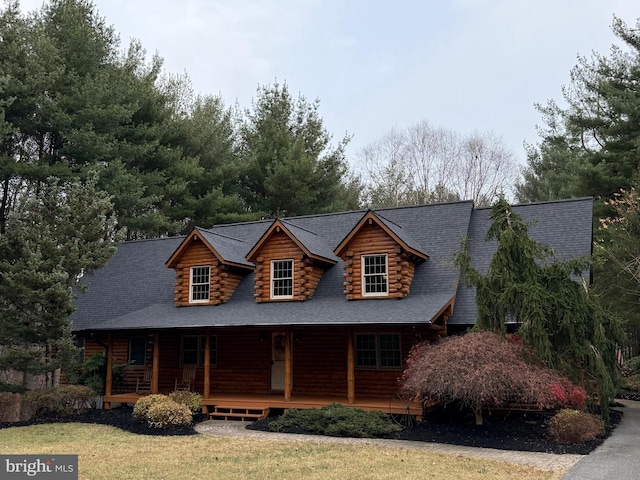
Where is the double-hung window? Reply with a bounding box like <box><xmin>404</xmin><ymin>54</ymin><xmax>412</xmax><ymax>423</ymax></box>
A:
<box><xmin>355</xmin><ymin>333</ymin><xmax>401</xmax><ymax>369</ymax></box>
<box><xmin>362</xmin><ymin>254</ymin><xmax>388</xmax><ymax>296</ymax></box>
<box><xmin>271</xmin><ymin>259</ymin><xmax>294</xmax><ymax>299</ymax></box>
<box><xmin>180</xmin><ymin>335</ymin><xmax>217</xmax><ymax>367</ymax></box>
<box><xmin>190</xmin><ymin>266</ymin><xmax>210</xmax><ymax>304</ymax></box>
<box><xmin>129</xmin><ymin>336</ymin><xmax>147</xmax><ymax>365</ymax></box>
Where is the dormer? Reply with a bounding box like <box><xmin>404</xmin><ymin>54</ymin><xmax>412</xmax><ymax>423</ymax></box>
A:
<box><xmin>334</xmin><ymin>210</ymin><xmax>428</xmax><ymax>300</ymax></box>
<box><xmin>166</xmin><ymin>227</ymin><xmax>254</xmax><ymax>306</ymax></box>
<box><xmin>246</xmin><ymin>219</ymin><xmax>338</xmax><ymax>303</ymax></box>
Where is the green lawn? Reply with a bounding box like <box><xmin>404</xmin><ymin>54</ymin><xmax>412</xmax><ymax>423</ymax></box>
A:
<box><xmin>0</xmin><ymin>423</ymin><xmax>563</xmax><ymax>480</ymax></box>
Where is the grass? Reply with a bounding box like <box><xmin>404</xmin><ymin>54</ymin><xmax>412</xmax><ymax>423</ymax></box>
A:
<box><xmin>0</xmin><ymin>423</ymin><xmax>563</xmax><ymax>480</ymax></box>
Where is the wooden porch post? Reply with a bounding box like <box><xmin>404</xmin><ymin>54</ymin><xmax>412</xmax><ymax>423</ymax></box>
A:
<box><xmin>347</xmin><ymin>330</ymin><xmax>355</xmax><ymax>404</ymax></box>
<box><xmin>284</xmin><ymin>331</ymin><xmax>292</xmax><ymax>401</ymax></box>
<box><xmin>203</xmin><ymin>329</ymin><xmax>211</xmax><ymax>413</ymax></box>
<box><xmin>104</xmin><ymin>334</ymin><xmax>113</xmax><ymax>409</ymax></box>
<box><xmin>151</xmin><ymin>333</ymin><xmax>160</xmax><ymax>394</ymax></box>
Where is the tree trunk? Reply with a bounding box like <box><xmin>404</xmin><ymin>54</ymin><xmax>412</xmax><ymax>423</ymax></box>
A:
<box><xmin>474</xmin><ymin>406</ymin><xmax>483</xmax><ymax>426</ymax></box>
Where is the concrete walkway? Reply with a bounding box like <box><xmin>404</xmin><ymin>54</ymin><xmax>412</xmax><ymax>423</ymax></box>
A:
<box><xmin>195</xmin><ymin>418</ymin><xmax>583</xmax><ymax>472</ymax></box>
<box><xmin>561</xmin><ymin>399</ymin><xmax>640</xmax><ymax>479</ymax></box>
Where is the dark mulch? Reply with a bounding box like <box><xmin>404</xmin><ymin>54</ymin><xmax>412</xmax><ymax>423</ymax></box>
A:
<box><xmin>1</xmin><ymin>405</ymin><xmax>622</xmax><ymax>455</ymax></box>
<box><xmin>249</xmin><ymin>406</ymin><xmax>623</xmax><ymax>455</ymax></box>
<box><xmin>0</xmin><ymin>405</ymin><xmax>207</xmax><ymax>436</ymax></box>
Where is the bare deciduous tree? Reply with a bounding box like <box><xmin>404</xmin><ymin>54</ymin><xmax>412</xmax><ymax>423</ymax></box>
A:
<box><xmin>355</xmin><ymin>122</ymin><xmax>519</xmax><ymax>207</ymax></box>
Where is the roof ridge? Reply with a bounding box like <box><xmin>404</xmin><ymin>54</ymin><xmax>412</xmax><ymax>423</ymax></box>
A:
<box><xmin>279</xmin><ymin>219</ymin><xmax>323</xmax><ymax>237</ymax></box>
<box><xmin>473</xmin><ymin>196</ymin><xmax>594</xmax><ymax>211</ymax></box>
<box><xmin>196</xmin><ymin>227</ymin><xmax>245</xmax><ymax>243</ymax></box>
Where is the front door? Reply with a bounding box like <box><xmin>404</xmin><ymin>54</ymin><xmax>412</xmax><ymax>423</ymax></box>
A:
<box><xmin>271</xmin><ymin>333</ymin><xmax>286</xmax><ymax>390</ymax></box>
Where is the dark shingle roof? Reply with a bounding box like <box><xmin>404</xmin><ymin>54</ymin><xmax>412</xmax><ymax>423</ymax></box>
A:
<box><xmin>279</xmin><ymin>220</ymin><xmax>340</xmax><ymax>263</ymax></box>
<box><xmin>375</xmin><ymin>212</ymin><xmax>428</xmax><ymax>258</ymax></box>
<box><xmin>196</xmin><ymin>228</ymin><xmax>254</xmax><ymax>268</ymax></box>
<box><xmin>448</xmin><ymin>197</ymin><xmax>593</xmax><ymax>325</ymax></box>
<box><xmin>70</xmin><ymin>198</ymin><xmax>592</xmax><ymax>331</ymax></box>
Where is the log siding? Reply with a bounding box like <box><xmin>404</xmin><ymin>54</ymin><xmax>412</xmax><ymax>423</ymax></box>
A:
<box><xmin>172</xmin><ymin>239</ymin><xmax>245</xmax><ymax>306</ymax></box>
<box><xmin>340</xmin><ymin>223</ymin><xmax>418</xmax><ymax>300</ymax></box>
<box><xmin>252</xmin><ymin>231</ymin><xmax>326</xmax><ymax>303</ymax></box>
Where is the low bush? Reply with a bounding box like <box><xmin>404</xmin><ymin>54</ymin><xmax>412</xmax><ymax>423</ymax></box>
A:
<box><xmin>132</xmin><ymin>394</ymin><xmax>169</xmax><ymax>421</ymax></box>
<box><xmin>21</xmin><ymin>386</ymin><xmax>96</xmax><ymax>419</ymax></box>
<box><xmin>133</xmin><ymin>394</ymin><xmax>193</xmax><ymax>429</ymax></box>
<box><xmin>268</xmin><ymin>403</ymin><xmax>401</xmax><ymax>438</ymax></box>
<box><xmin>145</xmin><ymin>400</ymin><xmax>192</xmax><ymax>429</ymax></box>
<box><xmin>168</xmin><ymin>390</ymin><xmax>201</xmax><ymax>414</ymax></box>
<box><xmin>548</xmin><ymin>409</ymin><xmax>605</xmax><ymax>444</ymax></box>
<box><xmin>626</xmin><ymin>356</ymin><xmax>640</xmax><ymax>374</ymax></box>
<box><xmin>0</xmin><ymin>392</ymin><xmax>21</xmax><ymax>422</ymax></box>
<box><xmin>0</xmin><ymin>382</ymin><xmax>26</xmax><ymax>394</ymax></box>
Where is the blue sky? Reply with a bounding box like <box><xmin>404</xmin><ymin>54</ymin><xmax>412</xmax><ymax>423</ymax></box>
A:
<box><xmin>19</xmin><ymin>0</ymin><xmax>640</xmax><ymax>168</ymax></box>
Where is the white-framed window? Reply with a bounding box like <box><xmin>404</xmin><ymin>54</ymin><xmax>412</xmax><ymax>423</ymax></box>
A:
<box><xmin>355</xmin><ymin>333</ymin><xmax>401</xmax><ymax>370</ymax></box>
<box><xmin>271</xmin><ymin>259</ymin><xmax>294</xmax><ymax>299</ymax></box>
<box><xmin>362</xmin><ymin>254</ymin><xmax>388</xmax><ymax>296</ymax></box>
<box><xmin>190</xmin><ymin>266</ymin><xmax>210</xmax><ymax>304</ymax></box>
<box><xmin>180</xmin><ymin>335</ymin><xmax>217</xmax><ymax>367</ymax></box>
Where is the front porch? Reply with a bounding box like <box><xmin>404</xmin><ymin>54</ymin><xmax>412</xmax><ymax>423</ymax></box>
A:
<box><xmin>102</xmin><ymin>391</ymin><xmax>423</xmax><ymax>420</ymax></box>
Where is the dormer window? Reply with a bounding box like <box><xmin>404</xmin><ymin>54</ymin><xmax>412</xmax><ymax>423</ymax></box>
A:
<box><xmin>362</xmin><ymin>254</ymin><xmax>388</xmax><ymax>297</ymax></box>
<box><xmin>271</xmin><ymin>259</ymin><xmax>294</xmax><ymax>299</ymax></box>
<box><xmin>190</xmin><ymin>266</ymin><xmax>210</xmax><ymax>303</ymax></box>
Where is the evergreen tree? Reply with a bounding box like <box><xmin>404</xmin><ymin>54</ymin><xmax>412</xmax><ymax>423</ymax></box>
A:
<box><xmin>594</xmin><ymin>188</ymin><xmax>640</xmax><ymax>330</ymax></box>
<box><xmin>0</xmin><ymin>177</ymin><xmax>120</xmax><ymax>386</ymax></box>
<box><xmin>239</xmin><ymin>82</ymin><xmax>360</xmax><ymax>217</ymax></box>
<box><xmin>454</xmin><ymin>198</ymin><xmax>625</xmax><ymax>420</ymax></box>
<box><xmin>517</xmin><ymin>16</ymin><xmax>640</xmax><ymax>208</ymax></box>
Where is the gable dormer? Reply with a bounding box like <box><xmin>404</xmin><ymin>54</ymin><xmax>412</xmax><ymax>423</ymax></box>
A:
<box><xmin>334</xmin><ymin>211</ymin><xmax>428</xmax><ymax>300</ymax></box>
<box><xmin>246</xmin><ymin>219</ymin><xmax>338</xmax><ymax>303</ymax></box>
<box><xmin>166</xmin><ymin>228</ymin><xmax>254</xmax><ymax>306</ymax></box>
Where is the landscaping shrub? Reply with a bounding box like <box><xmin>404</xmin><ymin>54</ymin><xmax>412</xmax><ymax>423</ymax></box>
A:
<box><xmin>0</xmin><ymin>381</ymin><xmax>26</xmax><ymax>394</ymax></box>
<box><xmin>626</xmin><ymin>356</ymin><xmax>640</xmax><ymax>375</ymax></box>
<box><xmin>548</xmin><ymin>409</ymin><xmax>605</xmax><ymax>444</ymax></box>
<box><xmin>133</xmin><ymin>394</ymin><xmax>193</xmax><ymax>429</ymax></box>
<box><xmin>400</xmin><ymin>332</ymin><xmax>587</xmax><ymax>425</ymax></box>
<box><xmin>21</xmin><ymin>386</ymin><xmax>95</xmax><ymax>419</ymax></box>
<box><xmin>145</xmin><ymin>399</ymin><xmax>192</xmax><ymax>429</ymax></box>
<box><xmin>168</xmin><ymin>390</ymin><xmax>201</xmax><ymax>414</ymax></box>
<box><xmin>268</xmin><ymin>403</ymin><xmax>401</xmax><ymax>438</ymax></box>
<box><xmin>0</xmin><ymin>392</ymin><xmax>21</xmax><ymax>422</ymax></box>
<box><xmin>132</xmin><ymin>394</ymin><xmax>169</xmax><ymax>421</ymax></box>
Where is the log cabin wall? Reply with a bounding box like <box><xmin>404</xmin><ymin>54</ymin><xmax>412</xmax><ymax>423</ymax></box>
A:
<box><xmin>106</xmin><ymin>324</ymin><xmax>437</xmax><ymax>397</ymax></box>
<box><xmin>340</xmin><ymin>223</ymin><xmax>418</xmax><ymax>300</ymax></box>
<box><xmin>83</xmin><ymin>338</ymin><xmax>106</xmax><ymax>361</ymax></box>
<box><xmin>253</xmin><ymin>231</ymin><xmax>321</xmax><ymax>302</ymax></box>
<box><xmin>172</xmin><ymin>239</ymin><xmax>246</xmax><ymax>306</ymax></box>
<box><xmin>292</xmin><ymin>328</ymin><xmax>349</xmax><ymax>397</ymax></box>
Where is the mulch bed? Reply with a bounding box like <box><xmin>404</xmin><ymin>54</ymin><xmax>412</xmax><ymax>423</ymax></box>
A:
<box><xmin>1</xmin><ymin>404</ymin><xmax>623</xmax><ymax>455</ymax></box>
<box><xmin>249</xmin><ymin>406</ymin><xmax>623</xmax><ymax>455</ymax></box>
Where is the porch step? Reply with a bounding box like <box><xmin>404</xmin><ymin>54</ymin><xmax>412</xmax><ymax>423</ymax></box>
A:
<box><xmin>209</xmin><ymin>405</ymin><xmax>270</xmax><ymax>421</ymax></box>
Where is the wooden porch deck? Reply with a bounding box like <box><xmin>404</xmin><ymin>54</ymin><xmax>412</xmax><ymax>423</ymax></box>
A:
<box><xmin>103</xmin><ymin>392</ymin><xmax>423</xmax><ymax>418</ymax></box>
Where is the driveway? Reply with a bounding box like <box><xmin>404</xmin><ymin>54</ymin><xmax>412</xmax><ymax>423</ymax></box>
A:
<box><xmin>562</xmin><ymin>400</ymin><xmax>640</xmax><ymax>479</ymax></box>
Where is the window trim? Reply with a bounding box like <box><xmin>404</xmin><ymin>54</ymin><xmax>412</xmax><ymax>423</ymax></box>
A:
<box><xmin>361</xmin><ymin>254</ymin><xmax>389</xmax><ymax>297</ymax></box>
<box><xmin>189</xmin><ymin>265</ymin><xmax>211</xmax><ymax>304</ymax></box>
<box><xmin>180</xmin><ymin>335</ymin><xmax>217</xmax><ymax>367</ymax></box>
<box><xmin>270</xmin><ymin>259</ymin><xmax>294</xmax><ymax>299</ymax></box>
<box><xmin>355</xmin><ymin>333</ymin><xmax>401</xmax><ymax>370</ymax></box>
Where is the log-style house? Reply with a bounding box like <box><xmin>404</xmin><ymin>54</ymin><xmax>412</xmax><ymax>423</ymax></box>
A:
<box><xmin>71</xmin><ymin>198</ymin><xmax>593</xmax><ymax>419</ymax></box>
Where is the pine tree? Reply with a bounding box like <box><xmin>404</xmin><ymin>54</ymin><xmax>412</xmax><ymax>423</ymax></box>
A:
<box><xmin>454</xmin><ymin>198</ymin><xmax>626</xmax><ymax>420</ymax></box>
<box><xmin>0</xmin><ymin>177</ymin><xmax>120</xmax><ymax>386</ymax></box>
<box><xmin>238</xmin><ymin>82</ymin><xmax>360</xmax><ymax>217</ymax></box>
